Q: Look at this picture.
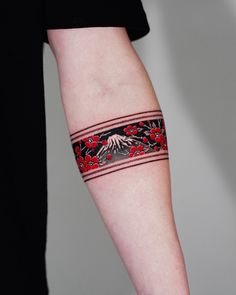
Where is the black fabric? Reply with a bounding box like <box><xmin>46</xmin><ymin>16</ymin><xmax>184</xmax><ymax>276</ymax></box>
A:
<box><xmin>42</xmin><ymin>0</ymin><xmax>150</xmax><ymax>43</ymax></box>
<box><xmin>2</xmin><ymin>1</ymin><xmax>150</xmax><ymax>294</ymax></box>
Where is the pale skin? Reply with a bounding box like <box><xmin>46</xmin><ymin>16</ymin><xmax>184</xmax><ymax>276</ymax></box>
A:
<box><xmin>47</xmin><ymin>27</ymin><xmax>191</xmax><ymax>295</ymax></box>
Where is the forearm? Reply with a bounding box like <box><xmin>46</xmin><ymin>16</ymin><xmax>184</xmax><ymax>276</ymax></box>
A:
<box><xmin>48</xmin><ymin>27</ymin><xmax>190</xmax><ymax>295</ymax></box>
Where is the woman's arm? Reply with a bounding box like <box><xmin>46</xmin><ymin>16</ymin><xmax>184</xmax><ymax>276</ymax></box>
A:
<box><xmin>47</xmin><ymin>26</ymin><xmax>190</xmax><ymax>295</ymax></box>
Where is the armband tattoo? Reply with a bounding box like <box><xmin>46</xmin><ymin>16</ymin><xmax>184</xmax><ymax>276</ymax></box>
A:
<box><xmin>70</xmin><ymin>109</ymin><xmax>169</xmax><ymax>182</ymax></box>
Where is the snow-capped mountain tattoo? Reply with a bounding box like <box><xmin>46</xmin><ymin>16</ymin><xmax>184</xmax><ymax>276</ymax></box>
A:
<box><xmin>70</xmin><ymin>109</ymin><xmax>169</xmax><ymax>182</ymax></box>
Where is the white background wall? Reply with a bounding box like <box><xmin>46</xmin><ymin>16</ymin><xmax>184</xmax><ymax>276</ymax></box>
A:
<box><xmin>43</xmin><ymin>1</ymin><xmax>236</xmax><ymax>294</ymax></box>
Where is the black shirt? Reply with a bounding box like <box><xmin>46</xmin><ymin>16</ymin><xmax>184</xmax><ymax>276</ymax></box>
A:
<box><xmin>2</xmin><ymin>1</ymin><xmax>150</xmax><ymax>294</ymax></box>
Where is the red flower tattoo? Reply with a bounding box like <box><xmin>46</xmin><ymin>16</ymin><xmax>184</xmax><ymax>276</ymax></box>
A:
<box><xmin>128</xmin><ymin>145</ymin><xmax>145</xmax><ymax>157</ymax></box>
<box><xmin>82</xmin><ymin>135</ymin><xmax>100</xmax><ymax>149</ymax></box>
<box><xmin>77</xmin><ymin>154</ymin><xmax>99</xmax><ymax>172</ymax></box>
<box><xmin>162</xmin><ymin>143</ymin><xmax>168</xmax><ymax>150</ymax></box>
<box><xmin>142</xmin><ymin>137</ymin><xmax>149</xmax><ymax>143</ymax></box>
<box><xmin>102</xmin><ymin>139</ymin><xmax>108</xmax><ymax>145</ymax></box>
<box><xmin>123</xmin><ymin>124</ymin><xmax>138</xmax><ymax>136</ymax></box>
<box><xmin>154</xmin><ymin>146</ymin><xmax>160</xmax><ymax>151</ymax></box>
<box><xmin>160</xmin><ymin>136</ymin><xmax>168</xmax><ymax>150</ymax></box>
<box><xmin>76</xmin><ymin>156</ymin><xmax>88</xmax><ymax>173</ymax></box>
<box><xmin>149</xmin><ymin>127</ymin><xmax>162</xmax><ymax>142</ymax></box>
<box><xmin>85</xmin><ymin>154</ymin><xmax>99</xmax><ymax>169</ymax></box>
<box><xmin>106</xmin><ymin>154</ymin><xmax>112</xmax><ymax>160</ymax></box>
<box><xmin>74</xmin><ymin>146</ymin><xmax>82</xmax><ymax>156</ymax></box>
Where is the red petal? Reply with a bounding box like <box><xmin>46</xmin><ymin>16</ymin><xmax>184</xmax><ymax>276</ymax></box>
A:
<box><xmin>92</xmin><ymin>135</ymin><xmax>100</xmax><ymax>141</ymax></box>
<box><xmin>130</xmin><ymin>146</ymin><xmax>136</xmax><ymax>153</ymax></box>
<box><xmin>142</xmin><ymin>137</ymin><xmax>148</xmax><ymax>143</ymax></box>
<box><xmin>92</xmin><ymin>156</ymin><xmax>99</xmax><ymax>163</ymax></box>
<box><xmin>85</xmin><ymin>142</ymin><xmax>91</xmax><ymax>148</ymax></box>
<box><xmin>137</xmin><ymin>145</ymin><xmax>143</xmax><ymax>151</ymax></box>
<box><xmin>75</xmin><ymin>146</ymin><xmax>80</xmax><ymax>152</ymax></box>
<box><xmin>106</xmin><ymin>154</ymin><xmax>112</xmax><ymax>160</ymax></box>
<box><xmin>91</xmin><ymin>163</ymin><xmax>99</xmax><ymax>169</ymax></box>
<box><xmin>85</xmin><ymin>154</ymin><xmax>91</xmax><ymax>162</ymax></box>
<box><xmin>150</xmin><ymin>134</ymin><xmax>155</xmax><ymax>140</ymax></box>
<box><xmin>78</xmin><ymin>156</ymin><xmax>84</xmax><ymax>162</ymax></box>
<box><xmin>91</xmin><ymin>141</ymin><xmax>98</xmax><ymax>148</ymax></box>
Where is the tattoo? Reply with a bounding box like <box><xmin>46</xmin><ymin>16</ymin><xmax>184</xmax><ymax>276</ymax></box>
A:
<box><xmin>70</xmin><ymin>109</ymin><xmax>169</xmax><ymax>182</ymax></box>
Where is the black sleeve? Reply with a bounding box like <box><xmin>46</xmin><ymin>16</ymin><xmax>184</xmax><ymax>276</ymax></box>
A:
<box><xmin>42</xmin><ymin>0</ymin><xmax>150</xmax><ymax>43</ymax></box>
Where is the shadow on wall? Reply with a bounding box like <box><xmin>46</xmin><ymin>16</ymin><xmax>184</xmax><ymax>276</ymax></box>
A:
<box><xmin>145</xmin><ymin>0</ymin><xmax>236</xmax><ymax>196</ymax></box>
